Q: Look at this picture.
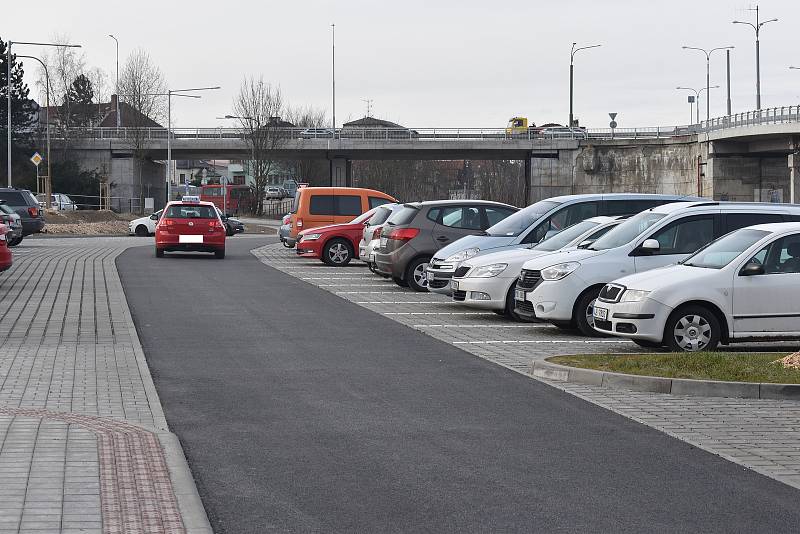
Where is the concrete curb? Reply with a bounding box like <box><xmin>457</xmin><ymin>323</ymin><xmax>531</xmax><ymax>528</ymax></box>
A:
<box><xmin>529</xmin><ymin>359</ymin><xmax>800</xmax><ymax>400</ymax></box>
<box><xmin>112</xmin><ymin>251</ymin><xmax>214</xmax><ymax>534</ymax></box>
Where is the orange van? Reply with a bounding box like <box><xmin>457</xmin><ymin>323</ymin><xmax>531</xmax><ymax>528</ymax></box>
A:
<box><xmin>287</xmin><ymin>187</ymin><xmax>397</xmax><ymax>245</ymax></box>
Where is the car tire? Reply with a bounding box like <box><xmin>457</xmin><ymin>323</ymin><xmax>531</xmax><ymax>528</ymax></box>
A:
<box><xmin>282</xmin><ymin>240</ymin><xmax>293</xmax><ymax>248</ymax></box>
<box><xmin>552</xmin><ymin>321</ymin><xmax>576</xmax><ymax>330</ymax></box>
<box><xmin>663</xmin><ymin>305</ymin><xmax>720</xmax><ymax>352</ymax></box>
<box><xmin>135</xmin><ymin>224</ymin><xmax>149</xmax><ymax>237</ymax></box>
<box><xmin>215</xmin><ymin>249</ymin><xmax>226</xmax><ymax>260</ymax></box>
<box><xmin>393</xmin><ymin>276</ymin><xmax>409</xmax><ymax>288</ymax></box>
<box><xmin>7</xmin><ymin>236</ymin><xmax>22</xmax><ymax>247</ymax></box>
<box><xmin>574</xmin><ymin>286</ymin><xmax>607</xmax><ymax>337</ymax></box>
<box><xmin>405</xmin><ymin>256</ymin><xmax>431</xmax><ymax>292</ymax></box>
<box><xmin>155</xmin><ymin>248</ymin><xmax>164</xmax><ymax>258</ymax></box>
<box><xmin>226</xmin><ymin>225</ymin><xmax>234</xmax><ymax>237</ymax></box>
<box><xmin>322</xmin><ymin>239</ymin><xmax>353</xmax><ymax>266</ymax></box>
<box><xmin>503</xmin><ymin>283</ymin><xmax>524</xmax><ymax>322</ymax></box>
<box><xmin>633</xmin><ymin>339</ymin><xmax>664</xmax><ymax>349</ymax></box>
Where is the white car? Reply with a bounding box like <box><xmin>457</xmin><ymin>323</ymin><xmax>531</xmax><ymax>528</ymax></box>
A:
<box><xmin>594</xmin><ymin>222</ymin><xmax>800</xmax><ymax>351</ymax></box>
<box><xmin>129</xmin><ymin>210</ymin><xmax>162</xmax><ymax>236</ymax></box>
<box><xmin>37</xmin><ymin>193</ymin><xmax>77</xmax><ymax>210</ymax></box>
<box><xmin>450</xmin><ymin>216</ymin><xmax>624</xmax><ymax>319</ymax></box>
<box><xmin>515</xmin><ymin>201</ymin><xmax>800</xmax><ymax>336</ymax></box>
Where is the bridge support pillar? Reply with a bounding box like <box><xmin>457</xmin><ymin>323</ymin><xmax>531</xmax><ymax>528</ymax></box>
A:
<box><xmin>524</xmin><ymin>156</ymin><xmax>531</xmax><ymax>205</ymax></box>
<box><xmin>790</xmin><ymin>152</ymin><xmax>799</xmax><ymax>204</ymax></box>
<box><xmin>329</xmin><ymin>157</ymin><xmax>351</xmax><ymax>187</ymax></box>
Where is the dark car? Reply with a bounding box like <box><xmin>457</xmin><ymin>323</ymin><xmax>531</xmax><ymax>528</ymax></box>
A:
<box><xmin>373</xmin><ymin>200</ymin><xmax>518</xmax><ymax>291</ymax></box>
<box><xmin>0</xmin><ymin>201</ymin><xmax>24</xmax><ymax>246</ymax></box>
<box><xmin>0</xmin><ymin>188</ymin><xmax>44</xmax><ymax>236</ymax></box>
<box><xmin>224</xmin><ymin>215</ymin><xmax>245</xmax><ymax>236</ymax></box>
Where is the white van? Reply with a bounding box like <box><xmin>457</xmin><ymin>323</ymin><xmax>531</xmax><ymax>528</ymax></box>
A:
<box><xmin>515</xmin><ymin>201</ymin><xmax>800</xmax><ymax>336</ymax></box>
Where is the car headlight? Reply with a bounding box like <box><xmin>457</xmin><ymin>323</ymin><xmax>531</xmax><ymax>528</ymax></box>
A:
<box><xmin>620</xmin><ymin>289</ymin><xmax>650</xmax><ymax>302</ymax></box>
<box><xmin>302</xmin><ymin>233</ymin><xmax>322</xmax><ymax>241</ymax></box>
<box><xmin>540</xmin><ymin>262</ymin><xmax>580</xmax><ymax>281</ymax></box>
<box><xmin>445</xmin><ymin>247</ymin><xmax>480</xmax><ymax>263</ymax></box>
<box><xmin>469</xmin><ymin>263</ymin><xmax>508</xmax><ymax>278</ymax></box>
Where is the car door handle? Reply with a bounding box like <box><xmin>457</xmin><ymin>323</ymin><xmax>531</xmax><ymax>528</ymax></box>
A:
<box><xmin>435</xmin><ymin>236</ymin><xmax>449</xmax><ymax>242</ymax></box>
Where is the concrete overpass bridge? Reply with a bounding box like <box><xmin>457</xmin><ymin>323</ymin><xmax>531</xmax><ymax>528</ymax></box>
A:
<box><xmin>55</xmin><ymin>105</ymin><xmax>800</xmax><ymax>208</ymax></box>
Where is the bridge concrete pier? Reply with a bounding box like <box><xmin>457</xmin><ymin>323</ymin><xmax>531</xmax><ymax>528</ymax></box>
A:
<box><xmin>329</xmin><ymin>157</ymin><xmax>352</xmax><ymax>187</ymax></box>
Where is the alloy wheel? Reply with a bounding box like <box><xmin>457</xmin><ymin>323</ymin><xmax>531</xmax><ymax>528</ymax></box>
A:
<box><xmin>413</xmin><ymin>262</ymin><xmax>429</xmax><ymax>288</ymax></box>
<box><xmin>329</xmin><ymin>242</ymin><xmax>349</xmax><ymax>264</ymax></box>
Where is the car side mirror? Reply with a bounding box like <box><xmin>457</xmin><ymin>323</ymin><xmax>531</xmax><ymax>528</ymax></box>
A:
<box><xmin>639</xmin><ymin>238</ymin><xmax>661</xmax><ymax>254</ymax></box>
<box><xmin>577</xmin><ymin>239</ymin><xmax>595</xmax><ymax>249</ymax></box>
<box><xmin>740</xmin><ymin>262</ymin><xmax>765</xmax><ymax>276</ymax></box>
<box><xmin>149</xmin><ymin>214</ymin><xmax>159</xmax><ymax>220</ymax></box>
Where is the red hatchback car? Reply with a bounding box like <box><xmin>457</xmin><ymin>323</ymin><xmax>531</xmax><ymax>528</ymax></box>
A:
<box><xmin>155</xmin><ymin>197</ymin><xmax>226</xmax><ymax>259</ymax></box>
<box><xmin>296</xmin><ymin>209</ymin><xmax>376</xmax><ymax>266</ymax></box>
<box><xmin>0</xmin><ymin>224</ymin><xmax>12</xmax><ymax>272</ymax></box>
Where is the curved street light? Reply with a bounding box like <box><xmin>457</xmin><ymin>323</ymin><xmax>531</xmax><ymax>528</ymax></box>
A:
<box><xmin>733</xmin><ymin>5</ymin><xmax>777</xmax><ymax>110</ymax></box>
<box><xmin>682</xmin><ymin>45</ymin><xmax>734</xmax><ymax>122</ymax></box>
<box><xmin>677</xmin><ymin>85</ymin><xmax>720</xmax><ymax>124</ymax></box>
<box><xmin>569</xmin><ymin>42</ymin><xmax>601</xmax><ymax>128</ymax></box>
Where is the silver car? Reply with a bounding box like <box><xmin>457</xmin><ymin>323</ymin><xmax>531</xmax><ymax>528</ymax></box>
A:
<box><xmin>359</xmin><ymin>203</ymin><xmax>402</xmax><ymax>274</ymax></box>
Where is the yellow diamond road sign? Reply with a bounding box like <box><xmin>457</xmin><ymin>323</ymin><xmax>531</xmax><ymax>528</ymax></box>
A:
<box><xmin>30</xmin><ymin>152</ymin><xmax>43</xmax><ymax>167</ymax></box>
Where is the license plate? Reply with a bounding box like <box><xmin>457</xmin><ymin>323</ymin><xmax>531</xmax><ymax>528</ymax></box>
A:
<box><xmin>380</xmin><ymin>237</ymin><xmax>388</xmax><ymax>249</ymax></box>
<box><xmin>593</xmin><ymin>306</ymin><xmax>608</xmax><ymax>321</ymax></box>
<box><xmin>179</xmin><ymin>234</ymin><xmax>203</xmax><ymax>244</ymax></box>
<box><xmin>451</xmin><ymin>280</ymin><xmax>459</xmax><ymax>290</ymax></box>
<box><xmin>515</xmin><ymin>289</ymin><xmax>526</xmax><ymax>301</ymax></box>
<box><xmin>426</xmin><ymin>270</ymin><xmax>435</xmax><ymax>281</ymax></box>
<box><xmin>369</xmin><ymin>253</ymin><xmax>376</xmax><ymax>263</ymax></box>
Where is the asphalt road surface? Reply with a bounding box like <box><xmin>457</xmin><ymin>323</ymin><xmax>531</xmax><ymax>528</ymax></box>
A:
<box><xmin>119</xmin><ymin>237</ymin><xmax>800</xmax><ymax>534</ymax></box>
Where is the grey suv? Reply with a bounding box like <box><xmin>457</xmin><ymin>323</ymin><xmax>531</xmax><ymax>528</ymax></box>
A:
<box><xmin>373</xmin><ymin>200</ymin><xmax>518</xmax><ymax>291</ymax></box>
<box><xmin>0</xmin><ymin>188</ymin><xmax>44</xmax><ymax>236</ymax></box>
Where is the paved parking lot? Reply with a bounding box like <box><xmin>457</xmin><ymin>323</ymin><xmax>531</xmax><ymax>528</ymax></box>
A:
<box><xmin>253</xmin><ymin>242</ymin><xmax>800</xmax><ymax>491</ymax></box>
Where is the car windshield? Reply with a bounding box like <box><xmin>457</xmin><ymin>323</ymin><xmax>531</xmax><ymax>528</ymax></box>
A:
<box><xmin>590</xmin><ymin>211</ymin><xmax>667</xmax><ymax>250</ymax></box>
<box><xmin>349</xmin><ymin>210</ymin><xmax>374</xmax><ymax>224</ymax></box>
<box><xmin>368</xmin><ymin>205</ymin><xmax>395</xmax><ymax>225</ymax></box>
<box><xmin>682</xmin><ymin>229</ymin><xmax>769</xmax><ymax>269</ymax></box>
<box><xmin>0</xmin><ymin>204</ymin><xmax>14</xmax><ymax>215</ymax></box>
<box><xmin>485</xmin><ymin>200</ymin><xmax>559</xmax><ymax>237</ymax></box>
<box><xmin>164</xmin><ymin>204</ymin><xmax>218</xmax><ymax>219</ymax></box>
<box><xmin>533</xmin><ymin>220</ymin><xmax>599</xmax><ymax>251</ymax></box>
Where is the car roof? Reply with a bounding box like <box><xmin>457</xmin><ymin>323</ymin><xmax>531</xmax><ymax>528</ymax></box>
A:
<box><xmin>746</xmin><ymin>221</ymin><xmax>800</xmax><ymax>233</ymax></box>
<box><xmin>542</xmin><ymin>193</ymin><xmax>703</xmax><ymax>204</ymax></box>
<box><xmin>648</xmin><ymin>200</ymin><xmax>800</xmax><ymax>215</ymax></box>
<box><xmin>583</xmin><ymin>215</ymin><xmax>626</xmax><ymax>224</ymax></box>
<box><xmin>403</xmin><ymin>199</ymin><xmax>517</xmax><ymax>208</ymax></box>
<box><xmin>166</xmin><ymin>200</ymin><xmax>217</xmax><ymax>208</ymax></box>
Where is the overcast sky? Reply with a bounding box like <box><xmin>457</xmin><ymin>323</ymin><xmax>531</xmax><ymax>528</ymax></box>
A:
<box><xmin>4</xmin><ymin>0</ymin><xmax>799</xmax><ymax>129</ymax></box>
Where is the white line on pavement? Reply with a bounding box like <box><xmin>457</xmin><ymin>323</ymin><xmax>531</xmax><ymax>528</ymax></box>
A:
<box><xmin>453</xmin><ymin>340</ymin><xmax>625</xmax><ymax>344</ymax></box>
<box><xmin>384</xmin><ymin>312</ymin><xmax>495</xmax><ymax>315</ymax></box>
<box><xmin>356</xmin><ymin>301</ymin><xmax>454</xmax><ymax>304</ymax></box>
<box><xmin>337</xmin><ymin>291</ymin><xmax>406</xmax><ymax>294</ymax></box>
<box><xmin>413</xmin><ymin>324</ymin><xmax>550</xmax><ymax>328</ymax></box>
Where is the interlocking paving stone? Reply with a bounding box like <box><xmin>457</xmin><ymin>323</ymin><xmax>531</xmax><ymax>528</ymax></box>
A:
<box><xmin>0</xmin><ymin>238</ymin><xmax>187</xmax><ymax>533</ymax></box>
<box><xmin>254</xmin><ymin>241</ymin><xmax>800</xmax><ymax>490</ymax></box>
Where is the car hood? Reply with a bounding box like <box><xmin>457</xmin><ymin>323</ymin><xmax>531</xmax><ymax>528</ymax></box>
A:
<box><xmin>520</xmin><ymin>247</ymin><xmax>608</xmax><ymax>269</ymax></box>
<box><xmin>434</xmin><ymin>235</ymin><xmax>516</xmax><ymax>260</ymax></box>
<box><xmin>610</xmin><ymin>264</ymin><xmax>717</xmax><ymax>292</ymax></box>
<box><xmin>463</xmin><ymin>246</ymin><xmax>553</xmax><ymax>269</ymax></box>
<box><xmin>130</xmin><ymin>215</ymin><xmax>150</xmax><ymax>225</ymax></box>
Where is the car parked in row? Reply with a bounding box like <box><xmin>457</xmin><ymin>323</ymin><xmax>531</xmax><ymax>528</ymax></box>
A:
<box><xmin>359</xmin><ymin>203</ymin><xmax>403</xmax><ymax>274</ymax></box>
<box><xmin>373</xmin><ymin>200</ymin><xmax>518</xmax><ymax>291</ymax></box>
<box><xmin>514</xmin><ymin>201</ymin><xmax>800</xmax><ymax>336</ymax></box>
<box><xmin>265</xmin><ymin>186</ymin><xmax>288</xmax><ymax>200</ymax></box>
<box><xmin>296</xmin><ymin>208</ymin><xmax>378</xmax><ymax>266</ymax></box>
<box><xmin>155</xmin><ymin>196</ymin><xmax>226</xmax><ymax>259</ymax></box>
<box><xmin>37</xmin><ymin>193</ymin><xmax>77</xmax><ymax>211</ymax></box>
<box><xmin>428</xmin><ymin>194</ymin><xmax>700</xmax><ymax>296</ymax></box>
<box><xmin>450</xmin><ymin>216</ymin><xmax>626</xmax><ymax>320</ymax></box>
<box><xmin>594</xmin><ymin>223</ymin><xmax>800</xmax><ymax>351</ymax></box>
<box><xmin>0</xmin><ymin>188</ymin><xmax>45</xmax><ymax>236</ymax></box>
<box><xmin>287</xmin><ymin>187</ymin><xmax>397</xmax><ymax>247</ymax></box>
<box><xmin>0</xmin><ymin>224</ymin><xmax>12</xmax><ymax>273</ymax></box>
<box><xmin>0</xmin><ymin>200</ymin><xmax>24</xmax><ymax>246</ymax></box>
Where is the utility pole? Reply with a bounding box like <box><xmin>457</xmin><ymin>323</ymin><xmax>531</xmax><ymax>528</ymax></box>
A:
<box><xmin>362</xmin><ymin>98</ymin><xmax>373</xmax><ymax>117</ymax></box>
<box><xmin>682</xmin><ymin>46</ymin><xmax>734</xmax><ymax>122</ymax></box>
<box><xmin>108</xmin><ymin>35</ymin><xmax>120</xmax><ymax>127</ymax></box>
<box><xmin>726</xmin><ymin>49</ymin><xmax>732</xmax><ymax>116</ymax></box>
<box><xmin>331</xmin><ymin>24</ymin><xmax>336</xmax><ymax>133</ymax></box>
<box><xmin>733</xmin><ymin>6</ymin><xmax>777</xmax><ymax>110</ymax></box>
<box><xmin>569</xmin><ymin>42</ymin><xmax>601</xmax><ymax>128</ymax></box>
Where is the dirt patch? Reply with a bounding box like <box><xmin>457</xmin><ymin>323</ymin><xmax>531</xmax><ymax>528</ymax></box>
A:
<box><xmin>42</xmin><ymin>210</ymin><xmax>137</xmax><ymax>235</ymax></box>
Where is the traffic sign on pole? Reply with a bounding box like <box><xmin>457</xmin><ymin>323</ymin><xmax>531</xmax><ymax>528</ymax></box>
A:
<box><xmin>30</xmin><ymin>152</ymin><xmax>42</xmax><ymax>167</ymax></box>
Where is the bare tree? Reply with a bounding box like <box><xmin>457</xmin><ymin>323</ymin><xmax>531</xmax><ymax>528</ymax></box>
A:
<box><xmin>232</xmin><ymin>77</ymin><xmax>287</xmax><ymax>215</ymax></box>
<box><xmin>39</xmin><ymin>34</ymin><xmax>87</xmax><ymax>156</ymax></box>
<box><xmin>118</xmin><ymin>48</ymin><xmax>167</xmax><ymax>211</ymax></box>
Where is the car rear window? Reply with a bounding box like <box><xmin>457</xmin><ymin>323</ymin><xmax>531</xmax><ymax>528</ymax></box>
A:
<box><xmin>164</xmin><ymin>205</ymin><xmax>218</xmax><ymax>218</ymax></box>
<box><xmin>369</xmin><ymin>205</ymin><xmax>394</xmax><ymax>225</ymax></box>
<box><xmin>0</xmin><ymin>192</ymin><xmax>27</xmax><ymax>206</ymax></box>
<box><xmin>0</xmin><ymin>204</ymin><xmax>15</xmax><ymax>215</ymax></box>
<box><xmin>387</xmin><ymin>206</ymin><xmax>419</xmax><ymax>226</ymax></box>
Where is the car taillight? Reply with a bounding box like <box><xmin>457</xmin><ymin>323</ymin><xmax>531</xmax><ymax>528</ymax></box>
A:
<box><xmin>372</xmin><ymin>227</ymin><xmax>382</xmax><ymax>240</ymax></box>
<box><xmin>388</xmin><ymin>228</ymin><xmax>419</xmax><ymax>242</ymax></box>
<box><xmin>28</xmin><ymin>207</ymin><xmax>38</xmax><ymax>217</ymax></box>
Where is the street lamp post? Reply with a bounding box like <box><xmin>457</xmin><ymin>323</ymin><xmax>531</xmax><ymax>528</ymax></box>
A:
<box><xmin>331</xmin><ymin>24</ymin><xmax>336</xmax><ymax>133</ymax></box>
<box><xmin>6</xmin><ymin>40</ymin><xmax>80</xmax><ymax>188</ymax></box>
<box><xmin>108</xmin><ymin>35</ymin><xmax>120</xmax><ymax>127</ymax></box>
<box><xmin>682</xmin><ymin>45</ymin><xmax>734</xmax><ymax>123</ymax></box>
<box><xmin>569</xmin><ymin>42</ymin><xmax>601</xmax><ymax>128</ymax></box>
<box><xmin>17</xmin><ymin>55</ymin><xmax>52</xmax><ymax>207</ymax></box>
<box><xmin>677</xmin><ymin>85</ymin><xmax>720</xmax><ymax>124</ymax></box>
<box><xmin>733</xmin><ymin>6</ymin><xmax>777</xmax><ymax>110</ymax></box>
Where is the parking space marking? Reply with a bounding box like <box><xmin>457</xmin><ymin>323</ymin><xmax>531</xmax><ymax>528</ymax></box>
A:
<box><xmin>413</xmin><ymin>324</ymin><xmax>550</xmax><ymax>328</ymax></box>
<box><xmin>384</xmin><ymin>312</ymin><xmax>496</xmax><ymax>316</ymax></box>
<box><xmin>453</xmin><ymin>340</ymin><xmax>624</xmax><ymax>344</ymax></box>
<box><xmin>337</xmin><ymin>291</ymin><xmax>407</xmax><ymax>294</ymax></box>
<box><xmin>355</xmin><ymin>301</ymin><xmax>459</xmax><ymax>304</ymax></box>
